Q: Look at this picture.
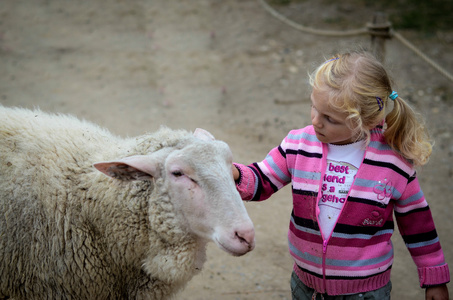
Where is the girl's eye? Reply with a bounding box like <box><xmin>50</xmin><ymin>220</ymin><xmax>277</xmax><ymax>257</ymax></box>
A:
<box><xmin>326</xmin><ymin>116</ymin><xmax>338</xmax><ymax>124</ymax></box>
<box><xmin>172</xmin><ymin>171</ymin><xmax>183</xmax><ymax>177</ymax></box>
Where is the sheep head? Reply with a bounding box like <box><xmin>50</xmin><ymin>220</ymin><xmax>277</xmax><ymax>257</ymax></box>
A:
<box><xmin>93</xmin><ymin>129</ymin><xmax>255</xmax><ymax>258</ymax></box>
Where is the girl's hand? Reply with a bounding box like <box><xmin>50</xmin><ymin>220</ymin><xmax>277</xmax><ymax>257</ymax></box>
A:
<box><xmin>425</xmin><ymin>284</ymin><xmax>449</xmax><ymax>300</ymax></box>
<box><xmin>232</xmin><ymin>165</ymin><xmax>240</xmax><ymax>181</ymax></box>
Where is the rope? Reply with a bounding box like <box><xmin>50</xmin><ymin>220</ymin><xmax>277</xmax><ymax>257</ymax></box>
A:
<box><xmin>257</xmin><ymin>0</ymin><xmax>453</xmax><ymax>83</ymax></box>
<box><xmin>392</xmin><ymin>31</ymin><xmax>453</xmax><ymax>82</ymax></box>
<box><xmin>257</xmin><ymin>0</ymin><xmax>368</xmax><ymax>37</ymax></box>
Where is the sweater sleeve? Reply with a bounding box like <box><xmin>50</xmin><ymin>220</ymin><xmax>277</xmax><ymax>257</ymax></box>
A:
<box><xmin>233</xmin><ymin>162</ymin><xmax>258</xmax><ymax>201</ymax></box>
<box><xmin>394</xmin><ymin>173</ymin><xmax>450</xmax><ymax>287</ymax></box>
<box><xmin>234</xmin><ymin>137</ymin><xmax>292</xmax><ymax>201</ymax></box>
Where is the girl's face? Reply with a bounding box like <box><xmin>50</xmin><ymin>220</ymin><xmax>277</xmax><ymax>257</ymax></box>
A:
<box><xmin>310</xmin><ymin>86</ymin><xmax>357</xmax><ymax>145</ymax></box>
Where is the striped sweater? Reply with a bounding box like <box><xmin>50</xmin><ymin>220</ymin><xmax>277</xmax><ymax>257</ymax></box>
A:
<box><xmin>235</xmin><ymin>125</ymin><xmax>450</xmax><ymax>295</ymax></box>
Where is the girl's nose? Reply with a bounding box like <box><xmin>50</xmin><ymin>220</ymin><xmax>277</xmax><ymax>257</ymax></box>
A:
<box><xmin>312</xmin><ymin>113</ymin><xmax>323</xmax><ymax>128</ymax></box>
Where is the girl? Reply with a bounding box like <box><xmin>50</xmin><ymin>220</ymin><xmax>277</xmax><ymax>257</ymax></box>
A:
<box><xmin>232</xmin><ymin>51</ymin><xmax>449</xmax><ymax>299</ymax></box>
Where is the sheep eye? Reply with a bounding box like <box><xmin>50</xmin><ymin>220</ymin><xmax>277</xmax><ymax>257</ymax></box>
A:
<box><xmin>172</xmin><ymin>171</ymin><xmax>183</xmax><ymax>177</ymax></box>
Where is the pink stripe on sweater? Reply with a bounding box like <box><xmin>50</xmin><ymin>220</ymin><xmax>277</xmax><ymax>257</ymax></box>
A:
<box><xmin>394</xmin><ymin>199</ymin><xmax>428</xmax><ymax>213</ymax></box>
<box><xmin>257</xmin><ymin>160</ymin><xmax>287</xmax><ymax>188</ymax></box>
<box><xmin>349</xmin><ymin>189</ymin><xmax>392</xmax><ymax>205</ymax></box>
<box><xmin>413</xmin><ymin>248</ymin><xmax>446</xmax><ymax>267</ymax></box>
<box><xmin>292</xmin><ymin>180</ymin><xmax>319</xmax><ymax>190</ymax></box>
<box><xmin>365</xmin><ymin>151</ymin><xmax>413</xmax><ymax>174</ymax></box>
<box><xmin>326</xmin><ymin>242</ymin><xmax>393</xmax><ymax>261</ymax></box>
<box><xmin>285</xmin><ymin>142</ymin><xmax>322</xmax><ymax>153</ymax></box>
<box><xmin>290</xmin><ymin>231</ymin><xmax>393</xmax><ymax>266</ymax></box>
<box><xmin>325</xmin><ymin>260</ymin><xmax>393</xmax><ymax>277</ymax></box>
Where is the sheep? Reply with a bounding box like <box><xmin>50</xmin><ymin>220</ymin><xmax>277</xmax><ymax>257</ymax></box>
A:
<box><xmin>0</xmin><ymin>106</ymin><xmax>255</xmax><ymax>299</ymax></box>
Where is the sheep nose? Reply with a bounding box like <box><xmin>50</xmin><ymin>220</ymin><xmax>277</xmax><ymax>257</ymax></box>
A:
<box><xmin>235</xmin><ymin>227</ymin><xmax>255</xmax><ymax>250</ymax></box>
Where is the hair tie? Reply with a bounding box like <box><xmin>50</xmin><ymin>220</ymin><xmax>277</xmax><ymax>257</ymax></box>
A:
<box><xmin>389</xmin><ymin>91</ymin><xmax>398</xmax><ymax>100</ymax></box>
<box><xmin>376</xmin><ymin>97</ymin><xmax>384</xmax><ymax>111</ymax></box>
<box><xmin>324</xmin><ymin>57</ymin><xmax>339</xmax><ymax>64</ymax></box>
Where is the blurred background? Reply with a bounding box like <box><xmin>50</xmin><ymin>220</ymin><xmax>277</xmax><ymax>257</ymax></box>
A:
<box><xmin>1</xmin><ymin>0</ymin><xmax>452</xmax><ymax>299</ymax></box>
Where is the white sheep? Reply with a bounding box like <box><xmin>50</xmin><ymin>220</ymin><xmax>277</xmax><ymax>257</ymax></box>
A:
<box><xmin>0</xmin><ymin>106</ymin><xmax>255</xmax><ymax>299</ymax></box>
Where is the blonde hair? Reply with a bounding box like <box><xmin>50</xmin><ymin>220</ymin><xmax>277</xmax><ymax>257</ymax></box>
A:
<box><xmin>309</xmin><ymin>51</ymin><xmax>432</xmax><ymax>166</ymax></box>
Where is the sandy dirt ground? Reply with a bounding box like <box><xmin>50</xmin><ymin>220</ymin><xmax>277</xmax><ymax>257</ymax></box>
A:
<box><xmin>1</xmin><ymin>1</ymin><xmax>452</xmax><ymax>299</ymax></box>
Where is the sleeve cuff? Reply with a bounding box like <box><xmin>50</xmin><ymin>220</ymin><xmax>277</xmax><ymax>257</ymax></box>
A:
<box><xmin>233</xmin><ymin>163</ymin><xmax>255</xmax><ymax>201</ymax></box>
<box><xmin>418</xmin><ymin>264</ymin><xmax>450</xmax><ymax>287</ymax></box>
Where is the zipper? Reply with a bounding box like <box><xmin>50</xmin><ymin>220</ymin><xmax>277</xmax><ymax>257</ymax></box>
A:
<box><xmin>322</xmin><ymin>239</ymin><xmax>328</xmax><ymax>292</ymax></box>
<box><xmin>317</xmin><ymin>144</ymin><xmax>329</xmax><ymax>293</ymax></box>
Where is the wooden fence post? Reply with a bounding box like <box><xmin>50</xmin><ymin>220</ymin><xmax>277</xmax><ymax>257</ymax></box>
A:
<box><xmin>369</xmin><ymin>12</ymin><xmax>391</xmax><ymax>63</ymax></box>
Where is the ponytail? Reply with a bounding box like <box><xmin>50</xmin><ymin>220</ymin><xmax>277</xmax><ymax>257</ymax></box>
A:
<box><xmin>384</xmin><ymin>96</ymin><xmax>433</xmax><ymax>166</ymax></box>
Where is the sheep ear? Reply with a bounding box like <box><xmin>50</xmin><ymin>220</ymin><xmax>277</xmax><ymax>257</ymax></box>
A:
<box><xmin>94</xmin><ymin>155</ymin><xmax>161</xmax><ymax>181</ymax></box>
<box><xmin>194</xmin><ymin>128</ymin><xmax>215</xmax><ymax>141</ymax></box>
